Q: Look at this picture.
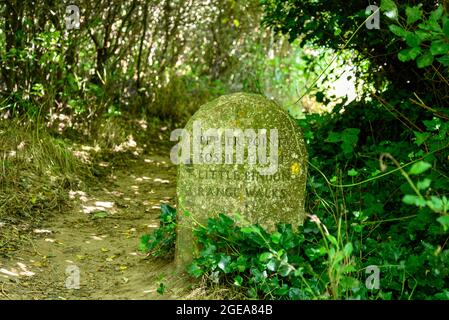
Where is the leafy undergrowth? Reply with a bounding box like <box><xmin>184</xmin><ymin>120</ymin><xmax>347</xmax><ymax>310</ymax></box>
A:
<box><xmin>140</xmin><ymin>204</ymin><xmax>177</xmax><ymax>258</ymax></box>
<box><xmin>142</xmin><ymin>153</ymin><xmax>449</xmax><ymax>301</ymax></box>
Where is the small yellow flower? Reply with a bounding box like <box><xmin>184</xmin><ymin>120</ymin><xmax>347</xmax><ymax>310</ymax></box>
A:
<box><xmin>291</xmin><ymin>162</ymin><xmax>300</xmax><ymax>175</ymax></box>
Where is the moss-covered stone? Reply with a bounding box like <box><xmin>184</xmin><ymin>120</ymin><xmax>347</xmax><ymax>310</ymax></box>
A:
<box><xmin>174</xmin><ymin>92</ymin><xmax>307</xmax><ymax>267</ymax></box>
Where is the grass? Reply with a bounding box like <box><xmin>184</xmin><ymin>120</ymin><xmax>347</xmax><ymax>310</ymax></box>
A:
<box><xmin>0</xmin><ymin>118</ymin><xmax>90</xmax><ymax>223</ymax></box>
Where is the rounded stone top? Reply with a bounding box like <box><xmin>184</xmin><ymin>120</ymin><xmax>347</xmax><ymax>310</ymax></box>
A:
<box><xmin>185</xmin><ymin>92</ymin><xmax>301</xmax><ymax>133</ymax></box>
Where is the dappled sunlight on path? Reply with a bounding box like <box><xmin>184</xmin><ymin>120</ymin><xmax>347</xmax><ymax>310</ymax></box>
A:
<box><xmin>0</xmin><ymin>152</ymin><xmax>194</xmax><ymax>300</ymax></box>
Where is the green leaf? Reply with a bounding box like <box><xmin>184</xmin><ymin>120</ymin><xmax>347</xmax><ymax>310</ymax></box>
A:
<box><xmin>278</xmin><ymin>263</ymin><xmax>293</xmax><ymax>277</ymax></box>
<box><xmin>218</xmin><ymin>255</ymin><xmax>231</xmax><ymax>273</ymax></box>
<box><xmin>430</xmin><ymin>41</ymin><xmax>449</xmax><ymax>56</ymax></box>
<box><xmin>415</xmin><ymin>30</ymin><xmax>431</xmax><ymax>42</ymax></box>
<box><xmin>417</xmin><ymin>178</ymin><xmax>431</xmax><ymax>190</ymax></box>
<box><xmin>326</xmin><ymin>131</ymin><xmax>341</xmax><ymax>143</ymax></box>
<box><xmin>288</xmin><ymin>288</ymin><xmax>302</xmax><ymax>300</ymax></box>
<box><xmin>406</xmin><ymin>5</ymin><xmax>422</xmax><ymax>25</ymax></box>
<box><xmin>348</xmin><ymin>169</ymin><xmax>359</xmax><ymax>177</ymax></box>
<box><xmin>381</xmin><ymin>0</ymin><xmax>398</xmax><ymax>20</ymax></box>
<box><xmin>389</xmin><ymin>25</ymin><xmax>407</xmax><ymax>38</ymax></box>
<box><xmin>430</xmin><ymin>6</ymin><xmax>444</xmax><ymax>22</ymax></box>
<box><xmin>416</xmin><ymin>51</ymin><xmax>434</xmax><ymax>68</ymax></box>
<box><xmin>409</xmin><ymin>161</ymin><xmax>432</xmax><ymax>175</ymax></box>
<box><xmin>274</xmin><ymin>284</ymin><xmax>289</xmax><ymax>296</ymax></box>
<box><xmin>259</xmin><ymin>252</ymin><xmax>273</xmax><ymax>262</ymax></box>
<box><xmin>423</xmin><ymin>118</ymin><xmax>442</xmax><ymax>131</ymax></box>
<box><xmin>343</xmin><ymin>243</ymin><xmax>353</xmax><ymax>257</ymax></box>
<box><xmin>187</xmin><ymin>262</ymin><xmax>204</xmax><ymax>278</ymax></box>
<box><xmin>444</xmin><ymin>17</ymin><xmax>449</xmax><ymax>37</ymax></box>
<box><xmin>437</xmin><ymin>216</ymin><xmax>449</xmax><ymax>232</ymax></box>
<box><xmin>405</xmin><ymin>33</ymin><xmax>421</xmax><ymax>47</ymax></box>
<box><xmin>91</xmin><ymin>211</ymin><xmax>108</xmax><ymax>219</ymax></box>
<box><xmin>414</xmin><ymin>131</ymin><xmax>431</xmax><ymax>146</ymax></box>
<box><xmin>156</xmin><ymin>283</ymin><xmax>166</xmax><ymax>295</ymax></box>
<box><xmin>240</xmin><ymin>225</ymin><xmax>258</xmax><ymax>234</ymax></box>
<box><xmin>403</xmin><ymin>195</ymin><xmax>426</xmax><ymax>207</ymax></box>
<box><xmin>266</xmin><ymin>258</ymin><xmax>278</xmax><ymax>271</ymax></box>
<box><xmin>326</xmin><ymin>234</ymin><xmax>338</xmax><ymax>247</ymax></box>
<box><xmin>434</xmin><ymin>290</ymin><xmax>449</xmax><ymax>300</ymax></box>
<box><xmin>427</xmin><ymin>196</ymin><xmax>449</xmax><ymax>213</ymax></box>
<box><xmin>271</xmin><ymin>232</ymin><xmax>282</xmax><ymax>244</ymax></box>
<box><xmin>340</xmin><ymin>276</ymin><xmax>360</xmax><ymax>290</ymax></box>
<box><xmin>437</xmin><ymin>55</ymin><xmax>449</xmax><ymax>66</ymax></box>
<box><xmin>398</xmin><ymin>47</ymin><xmax>422</xmax><ymax>62</ymax></box>
<box><xmin>233</xmin><ymin>275</ymin><xmax>243</xmax><ymax>286</ymax></box>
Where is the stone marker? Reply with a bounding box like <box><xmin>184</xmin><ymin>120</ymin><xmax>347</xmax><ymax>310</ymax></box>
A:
<box><xmin>171</xmin><ymin>92</ymin><xmax>307</xmax><ymax>267</ymax></box>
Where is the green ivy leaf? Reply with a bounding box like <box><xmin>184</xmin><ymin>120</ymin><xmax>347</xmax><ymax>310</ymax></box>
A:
<box><xmin>325</xmin><ymin>131</ymin><xmax>341</xmax><ymax>143</ymax></box>
<box><xmin>259</xmin><ymin>252</ymin><xmax>273</xmax><ymax>262</ymax></box>
<box><xmin>240</xmin><ymin>225</ymin><xmax>259</xmax><ymax>234</ymax></box>
<box><xmin>288</xmin><ymin>287</ymin><xmax>302</xmax><ymax>300</ymax></box>
<box><xmin>409</xmin><ymin>161</ymin><xmax>432</xmax><ymax>175</ymax></box>
<box><xmin>187</xmin><ymin>262</ymin><xmax>204</xmax><ymax>278</ymax></box>
<box><xmin>278</xmin><ymin>263</ymin><xmax>293</xmax><ymax>277</ymax></box>
<box><xmin>218</xmin><ymin>255</ymin><xmax>232</xmax><ymax>273</ymax></box>
<box><xmin>156</xmin><ymin>283</ymin><xmax>166</xmax><ymax>295</ymax></box>
<box><xmin>274</xmin><ymin>284</ymin><xmax>289</xmax><ymax>296</ymax></box>
<box><xmin>266</xmin><ymin>258</ymin><xmax>278</xmax><ymax>271</ymax></box>
<box><xmin>271</xmin><ymin>232</ymin><xmax>282</xmax><ymax>244</ymax></box>
<box><xmin>348</xmin><ymin>169</ymin><xmax>359</xmax><ymax>177</ymax></box>
<box><xmin>233</xmin><ymin>275</ymin><xmax>243</xmax><ymax>287</ymax></box>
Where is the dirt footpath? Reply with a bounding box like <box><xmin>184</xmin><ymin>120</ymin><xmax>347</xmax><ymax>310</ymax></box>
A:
<box><xmin>0</xmin><ymin>152</ymin><xmax>195</xmax><ymax>300</ymax></box>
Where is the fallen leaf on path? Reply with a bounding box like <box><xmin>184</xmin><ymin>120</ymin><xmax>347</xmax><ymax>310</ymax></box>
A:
<box><xmin>91</xmin><ymin>211</ymin><xmax>108</xmax><ymax>219</ymax></box>
<box><xmin>154</xmin><ymin>178</ymin><xmax>170</xmax><ymax>184</ymax></box>
<box><xmin>95</xmin><ymin>201</ymin><xmax>114</xmax><ymax>208</ymax></box>
<box><xmin>143</xmin><ymin>289</ymin><xmax>156</xmax><ymax>293</ymax></box>
<box><xmin>0</xmin><ymin>268</ymin><xmax>19</xmax><ymax>277</ymax></box>
<box><xmin>33</xmin><ymin>229</ymin><xmax>52</xmax><ymax>234</ymax></box>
